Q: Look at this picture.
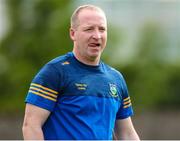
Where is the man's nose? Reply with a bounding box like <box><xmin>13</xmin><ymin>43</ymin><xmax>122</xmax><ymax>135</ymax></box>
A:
<box><xmin>92</xmin><ymin>30</ymin><xmax>101</xmax><ymax>39</ymax></box>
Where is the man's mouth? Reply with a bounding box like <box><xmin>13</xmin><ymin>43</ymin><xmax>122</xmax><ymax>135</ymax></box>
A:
<box><xmin>88</xmin><ymin>43</ymin><xmax>101</xmax><ymax>47</ymax></box>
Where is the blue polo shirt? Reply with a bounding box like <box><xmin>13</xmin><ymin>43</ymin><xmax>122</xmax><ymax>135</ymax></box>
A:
<box><xmin>25</xmin><ymin>52</ymin><xmax>133</xmax><ymax>140</ymax></box>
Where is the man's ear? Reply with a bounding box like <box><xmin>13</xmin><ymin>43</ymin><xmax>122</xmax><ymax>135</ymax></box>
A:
<box><xmin>69</xmin><ymin>28</ymin><xmax>75</xmax><ymax>41</ymax></box>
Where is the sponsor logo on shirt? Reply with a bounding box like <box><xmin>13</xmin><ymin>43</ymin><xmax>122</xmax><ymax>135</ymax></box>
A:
<box><xmin>75</xmin><ymin>83</ymin><xmax>87</xmax><ymax>90</ymax></box>
<box><xmin>62</xmin><ymin>61</ymin><xmax>70</xmax><ymax>65</ymax></box>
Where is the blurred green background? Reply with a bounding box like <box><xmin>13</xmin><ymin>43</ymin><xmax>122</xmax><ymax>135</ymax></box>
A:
<box><xmin>0</xmin><ymin>0</ymin><xmax>180</xmax><ymax>139</ymax></box>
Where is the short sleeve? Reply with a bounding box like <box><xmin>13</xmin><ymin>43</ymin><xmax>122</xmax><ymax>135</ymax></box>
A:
<box><xmin>25</xmin><ymin>64</ymin><xmax>62</xmax><ymax>112</ymax></box>
<box><xmin>116</xmin><ymin>74</ymin><xmax>134</xmax><ymax>119</ymax></box>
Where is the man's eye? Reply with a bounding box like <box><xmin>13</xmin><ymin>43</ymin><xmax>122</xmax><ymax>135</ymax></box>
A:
<box><xmin>99</xmin><ymin>28</ymin><xmax>105</xmax><ymax>31</ymax></box>
<box><xmin>85</xmin><ymin>29</ymin><xmax>92</xmax><ymax>31</ymax></box>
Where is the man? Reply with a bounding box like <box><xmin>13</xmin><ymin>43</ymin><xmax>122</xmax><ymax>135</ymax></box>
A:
<box><xmin>22</xmin><ymin>4</ymin><xmax>139</xmax><ymax>140</ymax></box>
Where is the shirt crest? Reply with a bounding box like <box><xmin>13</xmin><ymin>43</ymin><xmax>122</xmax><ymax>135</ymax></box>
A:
<box><xmin>109</xmin><ymin>83</ymin><xmax>118</xmax><ymax>97</ymax></box>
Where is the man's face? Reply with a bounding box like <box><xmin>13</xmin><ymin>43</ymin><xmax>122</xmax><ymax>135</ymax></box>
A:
<box><xmin>70</xmin><ymin>9</ymin><xmax>107</xmax><ymax>63</ymax></box>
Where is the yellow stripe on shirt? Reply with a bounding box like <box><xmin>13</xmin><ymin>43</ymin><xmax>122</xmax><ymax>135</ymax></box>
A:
<box><xmin>29</xmin><ymin>86</ymin><xmax>57</xmax><ymax>98</ymax></box>
<box><xmin>31</xmin><ymin>83</ymin><xmax>58</xmax><ymax>94</ymax></box>
<box><xmin>123</xmin><ymin>103</ymin><xmax>132</xmax><ymax>108</ymax></box>
<box><xmin>29</xmin><ymin>90</ymin><xmax>57</xmax><ymax>102</ymax></box>
<box><xmin>123</xmin><ymin>97</ymin><xmax>130</xmax><ymax>102</ymax></box>
<box><xmin>123</xmin><ymin>100</ymin><xmax>131</xmax><ymax>105</ymax></box>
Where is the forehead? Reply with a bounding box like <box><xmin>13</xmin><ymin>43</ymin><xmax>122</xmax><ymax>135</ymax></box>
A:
<box><xmin>78</xmin><ymin>9</ymin><xmax>107</xmax><ymax>27</ymax></box>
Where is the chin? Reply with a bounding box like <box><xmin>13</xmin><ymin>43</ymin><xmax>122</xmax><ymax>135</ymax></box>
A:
<box><xmin>86</xmin><ymin>49</ymin><xmax>101</xmax><ymax>58</ymax></box>
<box><xmin>88</xmin><ymin>53</ymin><xmax>100</xmax><ymax>59</ymax></box>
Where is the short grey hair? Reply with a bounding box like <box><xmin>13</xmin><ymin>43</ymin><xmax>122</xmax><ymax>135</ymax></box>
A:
<box><xmin>70</xmin><ymin>4</ymin><xmax>106</xmax><ymax>29</ymax></box>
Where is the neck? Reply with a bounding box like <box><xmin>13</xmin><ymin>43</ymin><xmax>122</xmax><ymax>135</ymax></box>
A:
<box><xmin>72</xmin><ymin>49</ymin><xmax>100</xmax><ymax>66</ymax></box>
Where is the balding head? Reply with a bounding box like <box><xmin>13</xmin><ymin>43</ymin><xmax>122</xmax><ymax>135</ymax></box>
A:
<box><xmin>71</xmin><ymin>5</ymin><xmax>107</xmax><ymax>29</ymax></box>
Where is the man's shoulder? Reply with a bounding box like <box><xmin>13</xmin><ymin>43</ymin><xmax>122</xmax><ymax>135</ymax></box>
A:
<box><xmin>102</xmin><ymin>62</ymin><xmax>124</xmax><ymax>79</ymax></box>
<box><xmin>47</xmin><ymin>52</ymin><xmax>73</xmax><ymax>66</ymax></box>
<box><xmin>103</xmin><ymin>63</ymin><xmax>120</xmax><ymax>74</ymax></box>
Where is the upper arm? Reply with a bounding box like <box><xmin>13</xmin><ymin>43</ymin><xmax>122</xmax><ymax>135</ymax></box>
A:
<box><xmin>26</xmin><ymin>64</ymin><xmax>62</xmax><ymax>111</ymax></box>
<box><xmin>23</xmin><ymin>63</ymin><xmax>62</xmax><ymax>139</ymax></box>
<box><xmin>23</xmin><ymin>103</ymin><xmax>50</xmax><ymax>128</ymax></box>
<box><xmin>114</xmin><ymin>117</ymin><xmax>139</xmax><ymax>140</ymax></box>
<box><xmin>116</xmin><ymin>73</ymin><xmax>134</xmax><ymax>119</ymax></box>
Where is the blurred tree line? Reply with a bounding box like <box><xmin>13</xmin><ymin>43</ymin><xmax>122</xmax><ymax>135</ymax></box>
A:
<box><xmin>0</xmin><ymin>0</ymin><xmax>72</xmax><ymax>113</ymax></box>
<box><xmin>0</xmin><ymin>0</ymin><xmax>180</xmax><ymax>114</ymax></box>
<box><xmin>118</xmin><ymin>22</ymin><xmax>180</xmax><ymax>112</ymax></box>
